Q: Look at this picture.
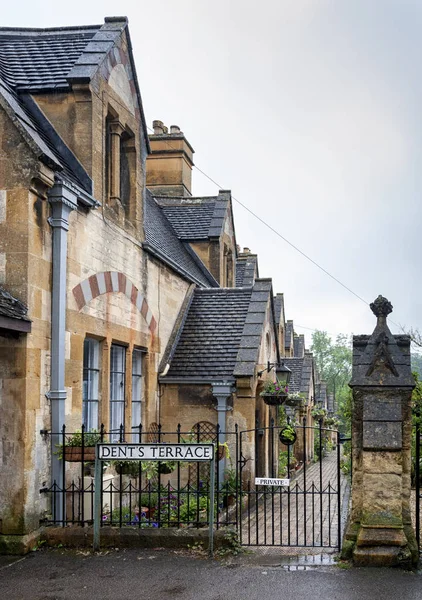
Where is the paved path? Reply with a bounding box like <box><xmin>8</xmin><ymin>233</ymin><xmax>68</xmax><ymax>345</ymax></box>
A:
<box><xmin>241</xmin><ymin>451</ymin><xmax>349</xmax><ymax>551</ymax></box>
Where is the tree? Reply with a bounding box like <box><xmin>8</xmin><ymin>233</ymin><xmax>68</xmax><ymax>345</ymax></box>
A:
<box><xmin>311</xmin><ymin>331</ymin><xmax>352</xmax><ymax>397</ymax></box>
<box><xmin>412</xmin><ymin>353</ymin><xmax>422</xmax><ymax>379</ymax></box>
<box><xmin>407</xmin><ymin>328</ymin><xmax>422</xmax><ymax>349</ymax></box>
<box><xmin>311</xmin><ymin>331</ymin><xmax>352</xmax><ymax>433</ymax></box>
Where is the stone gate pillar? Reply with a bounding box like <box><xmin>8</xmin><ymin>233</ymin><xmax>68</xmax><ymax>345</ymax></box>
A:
<box><xmin>342</xmin><ymin>296</ymin><xmax>417</xmax><ymax>567</ymax></box>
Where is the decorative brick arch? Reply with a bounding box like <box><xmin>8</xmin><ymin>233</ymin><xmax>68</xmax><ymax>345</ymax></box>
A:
<box><xmin>72</xmin><ymin>271</ymin><xmax>157</xmax><ymax>333</ymax></box>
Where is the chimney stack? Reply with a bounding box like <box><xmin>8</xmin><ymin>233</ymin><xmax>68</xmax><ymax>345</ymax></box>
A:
<box><xmin>146</xmin><ymin>120</ymin><xmax>194</xmax><ymax>197</ymax></box>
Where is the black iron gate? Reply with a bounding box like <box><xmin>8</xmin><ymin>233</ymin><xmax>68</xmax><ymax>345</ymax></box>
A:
<box><xmin>239</xmin><ymin>420</ymin><xmax>343</xmax><ymax>548</ymax></box>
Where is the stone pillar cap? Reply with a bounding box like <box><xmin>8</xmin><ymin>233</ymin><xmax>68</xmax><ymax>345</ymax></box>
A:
<box><xmin>350</xmin><ymin>295</ymin><xmax>415</xmax><ymax>388</ymax></box>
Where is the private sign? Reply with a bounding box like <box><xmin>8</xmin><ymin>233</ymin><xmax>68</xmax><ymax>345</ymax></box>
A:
<box><xmin>98</xmin><ymin>443</ymin><xmax>214</xmax><ymax>461</ymax></box>
<box><xmin>255</xmin><ymin>477</ymin><xmax>290</xmax><ymax>487</ymax></box>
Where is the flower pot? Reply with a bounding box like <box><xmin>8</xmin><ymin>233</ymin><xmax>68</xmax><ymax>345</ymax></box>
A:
<box><xmin>279</xmin><ymin>427</ymin><xmax>297</xmax><ymax>446</ymax></box>
<box><xmin>64</xmin><ymin>446</ymin><xmax>96</xmax><ymax>462</ymax></box>
<box><xmin>261</xmin><ymin>393</ymin><xmax>288</xmax><ymax>406</ymax></box>
<box><xmin>115</xmin><ymin>462</ymin><xmax>140</xmax><ymax>477</ymax></box>
<box><xmin>158</xmin><ymin>463</ymin><xmax>174</xmax><ymax>474</ymax></box>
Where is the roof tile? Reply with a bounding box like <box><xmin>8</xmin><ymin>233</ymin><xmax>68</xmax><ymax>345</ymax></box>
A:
<box><xmin>165</xmin><ymin>288</ymin><xmax>252</xmax><ymax>379</ymax></box>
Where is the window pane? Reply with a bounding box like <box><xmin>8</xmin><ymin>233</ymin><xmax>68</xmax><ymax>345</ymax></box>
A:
<box><xmin>83</xmin><ymin>402</ymin><xmax>98</xmax><ymax>433</ymax></box>
<box><xmin>132</xmin><ymin>375</ymin><xmax>141</xmax><ymax>404</ymax></box>
<box><xmin>110</xmin><ymin>344</ymin><xmax>126</xmax><ymax>437</ymax></box>
<box><xmin>111</xmin><ymin>345</ymin><xmax>125</xmax><ymax>373</ymax></box>
<box><xmin>83</xmin><ymin>338</ymin><xmax>99</xmax><ymax>431</ymax></box>
<box><xmin>131</xmin><ymin>349</ymin><xmax>143</xmax><ymax>439</ymax></box>
<box><xmin>110</xmin><ymin>402</ymin><xmax>125</xmax><ymax>439</ymax></box>
<box><xmin>132</xmin><ymin>350</ymin><xmax>143</xmax><ymax>376</ymax></box>
<box><xmin>132</xmin><ymin>402</ymin><xmax>141</xmax><ymax>430</ymax></box>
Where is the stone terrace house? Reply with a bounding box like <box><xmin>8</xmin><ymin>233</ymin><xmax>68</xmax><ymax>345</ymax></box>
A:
<box><xmin>0</xmin><ymin>17</ymin><xmax>320</xmax><ymax>551</ymax></box>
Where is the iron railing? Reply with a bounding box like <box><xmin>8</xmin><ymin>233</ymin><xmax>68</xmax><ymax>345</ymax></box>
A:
<box><xmin>41</xmin><ymin>423</ymin><xmax>239</xmax><ymax>529</ymax></box>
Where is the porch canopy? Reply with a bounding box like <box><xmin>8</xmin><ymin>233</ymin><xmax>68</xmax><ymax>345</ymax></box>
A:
<box><xmin>0</xmin><ymin>286</ymin><xmax>31</xmax><ymax>335</ymax></box>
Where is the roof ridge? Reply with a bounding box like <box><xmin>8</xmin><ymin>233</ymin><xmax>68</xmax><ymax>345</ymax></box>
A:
<box><xmin>195</xmin><ymin>287</ymin><xmax>253</xmax><ymax>294</ymax></box>
<box><xmin>154</xmin><ymin>196</ymin><xmax>217</xmax><ymax>202</ymax></box>
<box><xmin>0</xmin><ymin>25</ymin><xmax>101</xmax><ymax>35</ymax></box>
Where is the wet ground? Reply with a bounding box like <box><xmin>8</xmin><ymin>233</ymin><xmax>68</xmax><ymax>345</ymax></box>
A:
<box><xmin>1</xmin><ymin>547</ymin><xmax>422</xmax><ymax>600</ymax></box>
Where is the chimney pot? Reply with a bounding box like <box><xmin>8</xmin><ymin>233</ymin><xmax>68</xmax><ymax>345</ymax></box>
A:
<box><xmin>170</xmin><ymin>125</ymin><xmax>181</xmax><ymax>134</ymax></box>
<box><xmin>243</xmin><ymin>247</ymin><xmax>250</xmax><ymax>254</ymax></box>
<box><xmin>153</xmin><ymin>120</ymin><xmax>165</xmax><ymax>135</ymax></box>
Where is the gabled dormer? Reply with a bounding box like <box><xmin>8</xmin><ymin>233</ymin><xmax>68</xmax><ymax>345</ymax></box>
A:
<box><xmin>0</xmin><ymin>17</ymin><xmax>150</xmax><ymax>233</ymax></box>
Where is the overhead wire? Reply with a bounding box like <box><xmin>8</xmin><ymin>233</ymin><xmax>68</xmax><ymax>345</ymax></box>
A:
<box><xmin>147</xmin><ymin>126</ymin><xmax>403</xmax><ymax>331</ymax></box>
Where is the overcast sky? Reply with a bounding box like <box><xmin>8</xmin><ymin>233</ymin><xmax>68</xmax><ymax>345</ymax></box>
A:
<box><xmin>5</xmin><ymin>1</ymin><xmax>422</xmax><ymax>347</ymax></box>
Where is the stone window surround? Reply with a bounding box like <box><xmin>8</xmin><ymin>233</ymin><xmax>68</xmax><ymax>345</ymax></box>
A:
<box><xmin>79</xmin><ymin>336</ymin><xmax>147</xmax><ymax>438</ymax></box>
<box><xmin>105</xmin><ymin>110</ymin><xmax>136</xmax><ymax>220</ymax></box>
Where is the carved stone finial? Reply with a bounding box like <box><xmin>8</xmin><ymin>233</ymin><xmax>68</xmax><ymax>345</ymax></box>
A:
<box><xmin>370</xmin><ymin>295</ymin><xmax>393</xmax><ymax>318</ymax></box>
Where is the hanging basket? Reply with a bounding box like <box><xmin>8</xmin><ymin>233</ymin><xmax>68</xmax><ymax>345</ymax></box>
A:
<box><xmin>158</xmin><ymin>463</ymin><xmax>175</xmax><ymax>474</ymax></box>
<box><xmin>261</xmin><ymin>393</ymin><xmax>288</xmax><ymax>406</ymax></box>
<box><xmin>64</xmin><ymin>446</ymin><xmax>96</xmax><ymax>462</ymax></box>
<box><xmin>279</xmin><ymin>427</ymin><xmax>297</xmax><ymax>446</ymax></box>
<box><xmin>115</xmin><ymin>462</ymin><xmax>141</xmax><ymax>477</ymax></box>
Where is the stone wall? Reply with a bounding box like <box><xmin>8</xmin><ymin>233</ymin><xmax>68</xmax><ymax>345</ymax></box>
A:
<box><xmin>0</xmin><ymin>29</ymin><xmax>193</xmax><ymax>549</ymax></box>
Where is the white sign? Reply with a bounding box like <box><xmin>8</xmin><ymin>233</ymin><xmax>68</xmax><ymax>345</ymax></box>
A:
<box><xmin>98</xmin><ymin>443</ymin><xmax>214</xmax><ymax>462</ymax></box>
<box><xmin>255</xmin><ymin>477</ymin><xmax>290</xmax><ymax>487</ymax></box>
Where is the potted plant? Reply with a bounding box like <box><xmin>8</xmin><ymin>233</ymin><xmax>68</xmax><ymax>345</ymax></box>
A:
<box><xmin>111</xmin><ymin>460</ymin><xmax>142</xmax><ymax>477</ymax></box>
<box><xmin>129</xmin><ymin>460</ymin><xmax>177</xmax><ymax>479</ymax></box>
<box><xmin>57</xmin><ymin>429</ymin><xmax>102</xmax><ymax>462</ymax></box>
<box><xmin>325</xmin><ymin>416</ymin><xmax>339</xmax><ymax>429</ymax></box>
<box><xmin>181</xmin><ymin>434</ymin><xmax>230</xmax><ymax>462</ymax></box>
<box><xmin>260</xmin><ymin>379</ymin><xmax>288</xmax><ymax>406</ymax></box>
<box><xmin>311</xmin><ymin>407</ymin><xmax>327</xmax><ymax>423</ymax></box>
<box><xmin>285</xmin><ymin>391</ymin><xmax>305</xmax><ymax>407</ymax></box>
<box><xmin>222</xmin><ymin>467</ymin><xmax>238</xmax><ymax>507</ymax></box>
<box><xmin>279</xmin><ymin>424</ymin><xmax>297</xmax><ymax>446</ymax></box>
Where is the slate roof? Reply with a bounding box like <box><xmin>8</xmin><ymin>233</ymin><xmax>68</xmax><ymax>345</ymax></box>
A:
<box><xmin>159</xmin><ymin>202</ymin><xmax>215</xmax><ymax>239</ymax></box>
<box><xmin>0</xmin><ymin>287</ymin><xmax>30</xmax><ymax>321</ymax></box>
<box><xmin>285</xmin><ymin>320</ymin><xmax>294</xmax><ymax>350</ymax></box>
<box><xmin>284</xmin><ymin>354</ymin><xmax>314</xmax><ymax>399</ymax></box>
<box><xmin>236</xmin><ymin>254</ymin><xmax>258</xmax><ymax>287</ymax></box>
<box><xmin>235</xmin><ymin>261</ymin><xmax>246</xmax><ymax>287</ymax></box>
<box><xmin>0</xmin><ymin>18</ymin><xmax>150</xmax><ymax>197</ymax></box>
<box><xmin>164</xmin><ymin>288</ymin><xmax>253</xmax><ymax>379</ymax></box>
<box><xmin>161</xmin><ymin>279</ymin><xmax>274</xmax><ymax>381</ymax></box>
<box><xmin>273</xmin><ymin>294</ymin><xmax>284</xmax><ymax>327</ymax></box>
<box><xmin>294</xmin><ymin>334</ymin><xmax>305</xmax><ymax>358</ymax></box>
<box><xmin>0</xmin><ymin>77</ymin><xmax>93</xmax><ymax>194</ymax></box>
<box><xmin>0</xmin><ymin>26</ymin><xmax>100</xmax><ymax>91</ymax></box>
<box><xmin>234</xmin><ymin>279</ymin><xmax>274</xmax><ymax>377</ymax></box>
<box><xmin>315</xmin><ymin>382</ymin><xmax>328</xmax><ymax>409</ymax></box>
<box><xmin>154</xmin><ymin>194</ymin><xmax>229</xmax><ymax>241</ymax></box>
<box><xmin>143</xmin><ymin>191</ymin><xmax>218</xmax><ymax>288</ymax></box>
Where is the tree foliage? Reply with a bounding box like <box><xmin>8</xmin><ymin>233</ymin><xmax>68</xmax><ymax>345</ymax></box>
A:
<box><xmin>311</xmin><ymin>330</ymin><xmax>352</xmax><ymax>434</ymax></box>
<box><xmin>407</xmin><ymin>327</ymin><xmax>422</xmax><ymax>349</ymax></box>
<box><xmin>411</xmin><ymin>353</ymin><xmax>422</xmax><ymax>378</ymax></box>
<box><xmin>311</xmin><ymin>331</ymin><xmax>352</xmax><ymax>396</ymax></box>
